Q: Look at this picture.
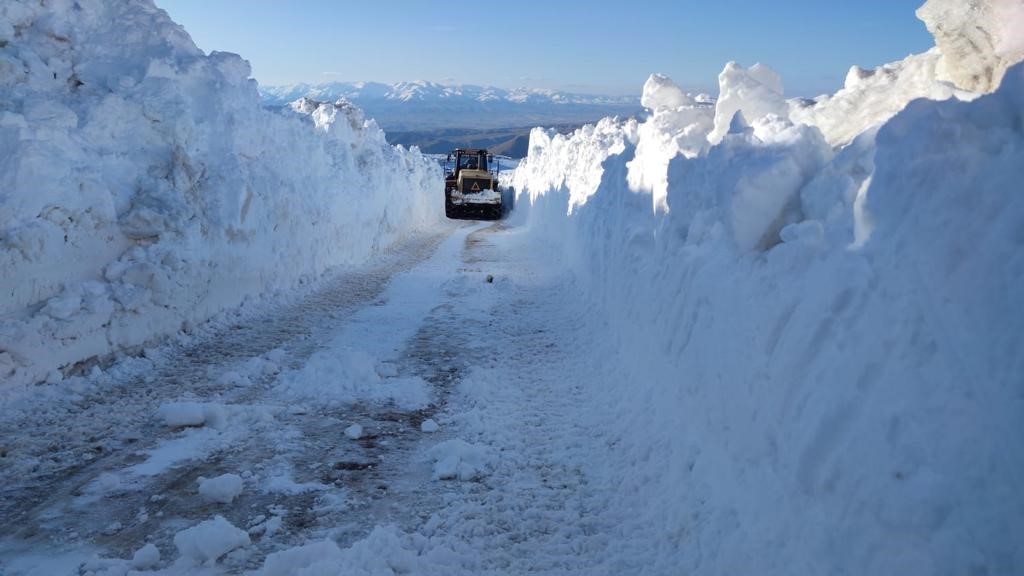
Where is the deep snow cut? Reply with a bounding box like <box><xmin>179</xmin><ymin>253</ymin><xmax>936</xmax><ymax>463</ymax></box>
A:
<box><xmin>0</xmin><ymin>0</ymin><xmax>443</xmax><ymax>393</ymax></box>
<box><xmin>510</xmin><ymin>2</ymin><xmax>1024</xmax><ymax>573</ymax></box>
<box><xmin>0</xmin><ymin>0</ymin><xmax>1022</xmax><ymax>573</ymax></box>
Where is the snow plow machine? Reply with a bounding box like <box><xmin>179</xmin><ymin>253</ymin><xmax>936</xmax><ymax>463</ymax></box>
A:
<box><xmin>444</xmin><ymin>148</ymin><xmax>508</xmax><ymax>220</ymax></box>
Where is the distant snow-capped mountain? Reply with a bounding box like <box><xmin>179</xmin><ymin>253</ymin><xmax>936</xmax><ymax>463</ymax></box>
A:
<box><xmin>259</xmin><ymin>80</ymin><xmax>642</xmax><ymax>130</ymax></box>
<box><xmin>260</xmin><ymin>80</ymin><xmax>638</xmax><ymax>106</ymax></box>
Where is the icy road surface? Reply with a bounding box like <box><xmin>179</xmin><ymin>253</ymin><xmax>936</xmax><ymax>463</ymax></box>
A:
<box><xmin>0</xmin><ymin>222</ymin><xmax>625</xmax><ymax>575</ymax></box>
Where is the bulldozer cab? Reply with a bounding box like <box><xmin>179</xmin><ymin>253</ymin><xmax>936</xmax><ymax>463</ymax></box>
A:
<box><xmin>448</xmin><ymin>149</ymin><xmax>491</xmax><ymax>177</ymax></box>
<box><xmin>458</xmin><ymin>152</ymin><xmax>485</xmax><ymax>171</ymax></box>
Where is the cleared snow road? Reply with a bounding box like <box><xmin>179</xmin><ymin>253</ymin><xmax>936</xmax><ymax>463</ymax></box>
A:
<box><xmin>0</xmin><ymin>221</ymin><xmax>626</xmax><ymax>575</ymax></box>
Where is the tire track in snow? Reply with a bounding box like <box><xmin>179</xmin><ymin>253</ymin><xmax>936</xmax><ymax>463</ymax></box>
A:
<box><xmin>403</xmin><ymin>225</ymin><xmax>618</xmax><ymax>574</ymax></box>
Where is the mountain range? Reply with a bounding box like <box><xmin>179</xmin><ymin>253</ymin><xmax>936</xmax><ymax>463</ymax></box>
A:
<box><xmin>259</xmin><ymin>80</ymin><xmax>642</xmax><ymax>131</ymax></box>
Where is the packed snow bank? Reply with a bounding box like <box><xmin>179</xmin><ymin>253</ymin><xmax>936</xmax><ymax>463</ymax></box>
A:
<box><xmin>511</xmin><ymin>43</ymin><xmax>1023</xmax><ymax>576</ymax></box>
<box><xmin>790</xmin><ymin>0</ymin><xmax>1024</xmax><ymax>147</ymax></box>
<box><xmin>788</xmin><ymin>49</ymin><xmax>966</xmax><ymax>146</ymax></box>
<box><xmin>0</xmin><ymin>0</ymin><xmax>442</xmax><ymax>393</ymax></box>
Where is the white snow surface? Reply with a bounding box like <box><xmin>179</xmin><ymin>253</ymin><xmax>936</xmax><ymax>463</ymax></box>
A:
<box><xmin>0</xmin><ymin>0</ymin><xmax>443</xmax><ymax>394</ymax></box>
<box><xmin>509</xmin><ymin>32</ymin><xmax>1024</xmax><ymax>575</ymax></box>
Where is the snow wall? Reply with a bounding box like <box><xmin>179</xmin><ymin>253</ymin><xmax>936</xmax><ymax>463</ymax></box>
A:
<box><xmin>0</xmin><ymin>1</ymin><xmax>443</xmax><ymax>392</ymax></box>
<box><xmin>511</xmin><ymin>1</ymin><xmax>1024</xmax><ymax>574</ymax></box>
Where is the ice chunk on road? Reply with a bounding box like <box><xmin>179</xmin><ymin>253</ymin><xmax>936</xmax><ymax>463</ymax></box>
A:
<box><xmin>344</xmin><ymin>424</ymin><xmax>364</xmax><ymax>440</ymax></box>
<box><xmin>275</xmin><ymin>348</ymin><xmax>431</xmax><ymax>410</ymax></box>
<box><xmin>429</xmin><ymin>439</ymin><xmax>492</xmax><ymax>481</ymax></box>
<box><xmin>420</xmin><ymin>419</ymin><xmax>439</xmax><ymax>433</ymax></box>
<box><xmin>130</xmin><ymin>543</ymin><xmax>161</xmax><ymax>569</ymax></box>
<box><xmin>95</xmin><ymin>472</ymin><xmax>121</xmax><ymax>494</ymax></box>
<box><xmin>157</xmin><ymin>402</ymin><xmax>226</xmax><ymax>429</ymax></box>
<box><xmin>198</xmin><ymin>473</ymin><xmax>244</xmax><ymax>504</ymax></box>
<box><xmin>173</xmin><ymin>515</ymin><xmax>250</xmax><ymax>564</ymax></box>
<box><xmin>376</xmin><ymin>361</ymin><xmax>399</xmax><ymax>378</ymax></box>
<box><xmin>262</xmin><ymin>469</ymin><xmax>330</xmax><ymax>495</ymax></box>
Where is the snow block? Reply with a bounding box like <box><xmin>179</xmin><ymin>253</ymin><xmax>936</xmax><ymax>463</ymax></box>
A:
<box><xmin>157</xmin><ymin>402</ymin><xmax>226</xmax><ymax>429</ymax></box>
<box><xmin>197</xmin><ymin>473</ymin><xmax>244</xmax><ymax>504</ymax></box>
<box><xmin>173</xmin><ymin>515</ymin><xmax>250</xmax><ymax>564</ymax></box>
<box><xmin>429</xmin><ymin>439</ymin><xmax>492</xmax><ymax>481</ymax></box>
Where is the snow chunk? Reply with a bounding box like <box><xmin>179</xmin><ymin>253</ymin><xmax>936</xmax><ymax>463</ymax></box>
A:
<box><xmin>130</xmin><ymin>543</ymin><xmax>161</xmax><ymax>570</ymax></box>
<box><xmin>95</xmin><ymin>472</ymin><xmax>122</xmax><ymax>494</ymax></box>
<box><xmin>668</xmin><ymin>114</ymin><xmax>833</xmax><ymax>252</ymax></box>
<box><xmin>40</xmin><ymin>292</ymin><xmax>82</xmax><ymax>320</ymax></box>
<box><xmin>709</xmin><ymin>62</ymin><xmax>787</xmax><ymax>144</ymax></box>
<box><xmin>640</xmin><ymin>73</ymin><xmax>692</xmax><ymax>111</ymax></box>
<box><xmin>260</xmin><ymin>525</ymin><xmax>456</xmax><ymax>576</ymax></box>
<box><xmin>627</xmin><ymin>74</ymin><xmax>715</xmax><ymax>209</ymax></box>
<box><xmin>344</xmin><ymin>423</ymin><xmax>364</xmax><ymax>440</ymax></box>
<box><xmin>157</xmin><ymin>402</ymin><xmax>226</xmax><ymax>429</ymax></box>
<box><xmin>420</xmin><ymin>419</ymin><xmax>439</xmax><ymax>433</ymax></box>
<box><xmin>262</xmin><ymin>470</ymin><xmax>329</xmax><ymax>495</ymax></box>
<box><xmin>917</xmin><ymin>0</ymin><xmax>1024</xmax><ymax>92</ymax></box>
<box><xmin>275</xmin><ymin>348</ymin><xmax>430</xmax><ymax>409</ymax></box>
<box><xmin>429</xmin><ymin>439</ymin><xmax>492</xmax><ymax>481</ymax></box>
<box><xmin>173</xmin><ymin>515</ymin><xmax>250</xmax><ymax>564</ymax></box>
<box><xmin>376</xmin><ymin>361</ymin><xmax>399</xmax><ymax>378</ymax></box>
<box><xmin>261</xmin><ymin>540</ymin><xmax>342</xmax><ymax>576</ymax></box>
<box><xmin>197</xmin><ymin>473</ymin><xmax>244</xmax><ymax>504</ymax></box>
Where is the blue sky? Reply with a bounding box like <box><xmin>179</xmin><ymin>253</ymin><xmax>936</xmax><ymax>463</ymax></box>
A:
<box><xmin>159</xmin><ymin>0</ymin><xmax>933</xmax><ymax>97</ymax></box>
